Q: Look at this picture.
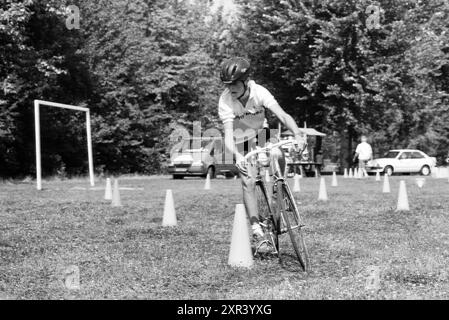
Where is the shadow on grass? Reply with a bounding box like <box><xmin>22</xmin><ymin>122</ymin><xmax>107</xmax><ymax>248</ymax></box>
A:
<box><xmin>279</xmin><ymin>253</ymin><xmax>308</xmax><ymax>274</ymax></box>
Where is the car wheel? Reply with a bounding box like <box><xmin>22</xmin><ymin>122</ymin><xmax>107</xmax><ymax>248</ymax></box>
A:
<box><xmin>420</xmin><ymin>165</ymin><xmax>431</xmax><ymax>176</ymax></box>
<box><xmin>384</xmin><ymin>166</ymin><xmax>394</xmax><ymax>176</ymax></box>
<box><xmin>207</xmin><ymin>166</ymin><xmax>216</xmax><ymax>179</ymax></box>
<box><xmin>173</xmin><ymin>175</ymin><xmax>184</xmax><ymax>180</ymax></box>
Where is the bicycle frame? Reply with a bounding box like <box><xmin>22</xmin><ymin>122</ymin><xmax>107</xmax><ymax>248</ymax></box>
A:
<box><xmin>246</xmin><ymin>141</ymin><xmax>309</xmax><ymax>270</ymax></box>
<box><xmin>244</xmin><ymin>140</ymin><xmax>292</xmax><ymax>181</ymax></box>
<box><xmin>245</xmin><ymin>141</ymin><xmax>294</xmax><ymax>233</ymax></box>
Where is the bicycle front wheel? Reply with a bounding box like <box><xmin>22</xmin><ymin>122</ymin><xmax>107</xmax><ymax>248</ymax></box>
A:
<box><xmin>278</xmin><ymin>181</ymin><xmax>310</xmax><ymax>271</ymax></box>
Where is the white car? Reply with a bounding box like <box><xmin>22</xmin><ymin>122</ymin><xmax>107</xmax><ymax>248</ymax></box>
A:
<box><xmin>367</xmin><ymin>149</ymin><xmax>436</xmax><ymax>176</ymax></box>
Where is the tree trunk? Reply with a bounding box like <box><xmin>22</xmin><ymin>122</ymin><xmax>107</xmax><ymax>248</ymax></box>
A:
<box><xmin>339</xmin><ymin>127</ymin><xmax>353</xmax><ymax>170</ymax></box>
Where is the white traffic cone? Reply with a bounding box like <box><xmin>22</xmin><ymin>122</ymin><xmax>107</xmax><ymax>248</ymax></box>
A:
<box><xmin>349</xmin><ymin>168</ymin><xmax>353</xmax><ymax>178</ymax></box>
<box><xmin>204</xmin><ymin>173</ymin><xmax>211</xmax><ymax>190</ymax></box>
<box><xmin>162</xmin><ymin>189</ymin><xmax>177</xmax><ymax>227</ymax></box>
<box><xmin>375</xmin><ymin>171</ymin><xmax>381</xmax><ymax>181</ymax></box>
<box><xmin>343</xmin><ymin>168</ymin><xmax>348</xmax><ymax>178</ymax></box>
<box><xmin>104</xmin><ymin>178</ymin><xmax>112</xmax><ymax>200</ymax></box>
<box><xmin>318</xmin><ymin>177</ymin><xmax>328</xmax><ymax>201</ymax></box>
<box><xmin>416</xmin><ymin>177</ymin><xmax>425</xmax><ymax>188</ymax></box>
<box><xmin>111</xmin><ymin>179</ymin><xmax>122</xmax><ymax>207</ymax></box>
<box><xmin>293</xmin><ymin>174</ymin><xmax>300</xmax><ymax>193</ymax></box>
<box><xmin>382</xmin><ymin>174</ymin><xmax>390</xmax><ymax>193</ymax></box>
<box><xmin>396</xmin><ymin>180</ymin><xmax>410</xmax><ymax>211</ymax></box>
<box><xmin>228</xmin><ymin>204</ymin><xmax>254</xmax><ymax>268</ymax></box>
<box><xmin>331</xmin><ymin>172</ymin><xmax>338</xmax><ymax>187</ymax></box>
<box><xmin>234</xmin><ymin>175</ymin><xmax>238</xmax><ymax>180</ymax></box>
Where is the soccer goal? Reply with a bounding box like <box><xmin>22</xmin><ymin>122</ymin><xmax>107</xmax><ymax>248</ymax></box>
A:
<box><xmin>34</xmin><ymin>100</ymin><xmax>95</xmax><ymax>190</ymax></box>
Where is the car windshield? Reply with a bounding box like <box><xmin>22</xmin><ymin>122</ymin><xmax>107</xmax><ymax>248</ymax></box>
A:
<box><xmin>383</xmin><ymin>151</ymin><xmax>400</xmax><ymax>158</ymax></box>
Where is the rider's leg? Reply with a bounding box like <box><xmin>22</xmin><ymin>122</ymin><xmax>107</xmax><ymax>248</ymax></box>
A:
<box><xmin>240</xmin><ymin>165</ymin><xmax>260</xmax><ymax>225</ymax></box>
<box><xmin>237</xmin><ymin>139</ymin><xmax>263</xmax><ymax>237</ymax></box>
<box><xmin>270</xmin><ymin>146</ymin><xmax>286</xmax><ymax>176</ymax></box>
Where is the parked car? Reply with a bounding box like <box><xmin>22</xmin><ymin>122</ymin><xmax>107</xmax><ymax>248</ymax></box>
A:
<box><xmin>366</xmin><ymin>149</ymin><xmax>437</xmax><ymax>176</ymax></box>
<box><xmin>168</xmin><ymin>138</ymin><xmax>239</xmax><ymax>179</ymax></box>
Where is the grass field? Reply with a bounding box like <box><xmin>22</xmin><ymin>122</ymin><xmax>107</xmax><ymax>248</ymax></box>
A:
<box><xmin>1</xmin><ymin>174</ymin><xmax>449</xmax><ymax>300</ymax></box>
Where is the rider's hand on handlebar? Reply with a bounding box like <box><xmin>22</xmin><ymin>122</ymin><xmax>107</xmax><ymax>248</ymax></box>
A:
<box><xmin>293</xmin><ymin>133</ymin><xmax>308</xmax><ymax>155</ymax></box>
<box><xmin>235</xmin><ymin>154</ymin><xmax>248</xmax><ymax>175</ymax></box>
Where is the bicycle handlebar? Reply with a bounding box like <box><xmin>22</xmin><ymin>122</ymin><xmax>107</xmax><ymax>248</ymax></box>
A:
<box><xmin>243</xmin><ymin>140</ymin><xmax>295</xmax><ymax>161</ymax></box>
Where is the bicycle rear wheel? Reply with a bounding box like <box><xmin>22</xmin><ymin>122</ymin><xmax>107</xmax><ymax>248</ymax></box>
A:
<box><xmin>277</xmin><ymin>180</ymin><xmax>310</xmax><ymax>271</ymax></box>
<box><xmin>255</xmin><ymin>180</ymin><xmax>279</xmax><ymax>255</ymax></box>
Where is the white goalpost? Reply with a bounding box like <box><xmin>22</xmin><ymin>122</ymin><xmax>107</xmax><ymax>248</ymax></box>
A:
<box><xmin>34</xmin><ymin>100</ymin><xmax>95</xmax><ymax>190</ymax></box>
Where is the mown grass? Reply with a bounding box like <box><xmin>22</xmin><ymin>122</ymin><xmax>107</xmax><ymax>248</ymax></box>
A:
<box><xmin>1</xmin><ymin>175</ymin><xmax>449</xmax><ymax>299</ymax></box>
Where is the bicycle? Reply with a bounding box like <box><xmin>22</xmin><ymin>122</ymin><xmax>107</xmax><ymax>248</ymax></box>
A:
<box><xmin>244</xmin><ymin>140</ymin><xmax>310</xmax><ymax>272</ymax></box>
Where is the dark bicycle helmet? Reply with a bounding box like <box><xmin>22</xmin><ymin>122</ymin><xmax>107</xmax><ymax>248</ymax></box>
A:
<box><xmin>220</xmin><ymin>57</ymin><xmax>251</xmax><ymax>84</ymax></box>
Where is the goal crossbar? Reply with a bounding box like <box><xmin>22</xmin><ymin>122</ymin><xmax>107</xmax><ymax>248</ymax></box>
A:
<box><xmin>34</xmin><ymin>100</ymin><xmax>95</xmax><ymax>190</ymax></box>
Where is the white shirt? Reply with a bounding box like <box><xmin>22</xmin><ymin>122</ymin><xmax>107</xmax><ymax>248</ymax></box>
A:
<box><xmin>218</xmin><ymin>80</ymin><xmax>278</xmax><ymax>144</ymax></box>
<box><xmin>355</xmin><ymin>142</ymin><xmax>373</xmax><ymax>160</ymax></box>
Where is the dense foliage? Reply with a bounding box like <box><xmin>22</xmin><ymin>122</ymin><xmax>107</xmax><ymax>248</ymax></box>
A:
<box><xmin>1</xmin><ymin>0</ymin><xmax>448</xmax><ymax>177</ymax></box>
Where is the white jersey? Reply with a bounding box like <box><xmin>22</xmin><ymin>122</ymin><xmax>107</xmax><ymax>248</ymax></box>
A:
<box><xmin>218</xmin><ymin>80</ymin><xmax>279</xmax><ymax>144</ymax></box>
<box><xmin>355</xmin><ymin>142</ymin><xmax>373</xmax><ymax>160</ymax></box>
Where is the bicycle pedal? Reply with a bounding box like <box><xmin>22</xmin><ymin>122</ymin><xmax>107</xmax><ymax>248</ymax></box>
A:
<box><xmin>254</xmin><ymin>240</ymin><xmax>275</xmax><ymax>255</ymax></box>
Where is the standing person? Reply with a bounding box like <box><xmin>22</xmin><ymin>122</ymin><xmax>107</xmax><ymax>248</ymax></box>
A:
<box><xmin>218</xmin><ymin>57</ymin><xmax>307</xmax><ymax>252</ymax></box>
<box><xmin>353</xmin><ymin>135</ymin><xmax>373</xmax><ymax>177</ymax></box>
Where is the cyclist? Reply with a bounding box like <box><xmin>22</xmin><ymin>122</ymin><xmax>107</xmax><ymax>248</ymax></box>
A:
<box><xmin>218</xmin><ymin>57</ymin><xmax>307</xmax><ymax>251</ymax></box>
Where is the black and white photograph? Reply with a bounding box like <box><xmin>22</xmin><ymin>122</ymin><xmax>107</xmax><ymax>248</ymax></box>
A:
<box><xmin>1</xmin><ymin>0</ymin><xmax>449</xmax><ymax>305</ymax></box>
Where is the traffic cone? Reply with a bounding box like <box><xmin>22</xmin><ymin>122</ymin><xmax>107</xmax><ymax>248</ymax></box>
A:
<box><xmin>104</xmin><ymin>178</ymin><xmax>112</xmax><ymax>200</ymax></box>
<box><xmin>382</xmin><ymin>174</ymin><xmax>390</xmax><ymax>193</ymax></box>
<box><xmin>162</xmin><ymin>189</ymin><xmax>177</xmax><ymax>227</ymax></box>
<box><xmin>111</xmin><ymin>179</ymin><xmax>122</xmax><ymax>207</ymax></box>
<box><xmin>204</xmin><ymin>173</ymin><xmax>211</xmax><ymax>190</ymax></box>
<box><xmin>293</xmin><ymin>174</ymin><xmax>300</xmax><ymax>192</ymax></box>
<box><xmin>375</xmin><ymin>171</ymin><xmax>381</xmax><ymax>181</ymax></box>
<box><xmin>349</xmin><ymin>168</ymin><xmax>353</xmax><ymax>178</ymax></box>
<box><xmin>228</xmin><ymin>204</ymin><xmax>254</xmax><ymax>268</ymax></box>
<box><xmin>318</xmin><ymin>177</ymin><xmax>328</xmax><ymax>201</ymax></box>
<box><xmin>234</xmin><ymin>175</ymin><xmax>238</xmax><ymax>180</ymax></box>
<box><xmin>416</xmin><ymin>177</ymin><xmax>425</xmax><ymax>188</ymax></box>
<box><xmin>315</xmin><ymin>168</ymin><xmax>318</xmax><ymax>178</ymax></box>
<box><xmin>331</xmin><ymin>172</ymin><xmax>338</xmax><ymax>187</ymax></box>
<box><xmin>343</xmin><ymin>168</ymin><xmax>348</xmax><ymax>178</ymax></box>
<box><xmin>396</xmin><ymin>180</ymin><xmax>410</xmax><ymax>211</ymax></box>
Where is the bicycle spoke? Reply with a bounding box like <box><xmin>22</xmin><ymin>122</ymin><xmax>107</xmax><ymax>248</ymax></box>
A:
<box><xmin>277</xmin><ymin>181</ymin><xmax>310</xmax><ymax>272</ymax></box>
